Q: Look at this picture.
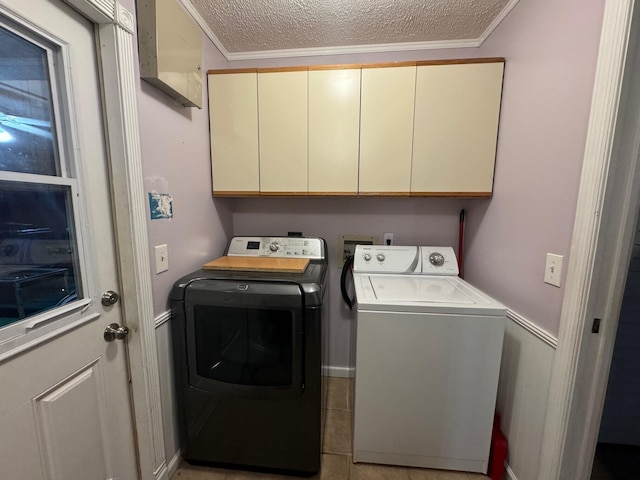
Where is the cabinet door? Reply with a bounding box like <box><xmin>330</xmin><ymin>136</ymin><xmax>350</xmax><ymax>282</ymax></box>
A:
<box><xmin>208</xmin><ymin>72</ymin><xmax>259</xmax><ymax>195</ymax></box>
<box><xmin>308</xmin><ymin>69</ymin><xmax>361</xmax><ymax>195</ymax></box>
<box><xmin>258</xmin><ymin>70</ymin><xmax>308</xmax><ymax>194</ymax></box>
<box><xmin>411</xmin><ymin>62</ymin><xmax>504</xmax><ymax>195</ymax></box>
<box><xmin>359</xmin><ymin>66</ymin><xmax>416</xmax><ymax>195</ymax></box>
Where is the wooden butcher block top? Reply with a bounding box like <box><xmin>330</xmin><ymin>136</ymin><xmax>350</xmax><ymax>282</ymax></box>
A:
<box><xmin>203</xmin><ymin>256</ymin><xmax>310</xmax><ymax>273</ymax></box>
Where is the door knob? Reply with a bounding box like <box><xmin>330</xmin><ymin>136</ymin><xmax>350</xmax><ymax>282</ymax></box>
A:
<box><xmin>101</xmin><ymin>290</ymin><xmax>120</xmax><ymax>306</ymax></box>
<box><xmin>104</xmin><ymin>323</ymin><xmax>129</xmax><ymax>342</ymax></box>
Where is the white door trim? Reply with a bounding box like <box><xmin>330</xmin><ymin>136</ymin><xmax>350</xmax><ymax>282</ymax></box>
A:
<box><xmin>62</xmin><ymin>1</ymin><xmax>166</xmax><ymax>479</ymax></box>
<box><xmin>538</xmin><ymin>1</ymin><xmax>640</xmax><ymax>479</ymax></box>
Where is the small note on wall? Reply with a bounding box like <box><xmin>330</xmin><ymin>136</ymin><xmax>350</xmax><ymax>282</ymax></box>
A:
<box><xmin>149</xmin><ymin>192</ymin><xmax>173</xmax><ymax>219</ymax></box>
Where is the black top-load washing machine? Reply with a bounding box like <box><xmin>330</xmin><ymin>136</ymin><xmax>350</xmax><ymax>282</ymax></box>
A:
<box><xmin>170</xmin><ymin>236</ymin><xmax>329</xmax><ymax>474</ymax></box>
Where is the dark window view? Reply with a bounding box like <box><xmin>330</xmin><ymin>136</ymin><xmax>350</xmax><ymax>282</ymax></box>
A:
<box><xmin>0</xmin><ymin>26</ymin><xmax>80</xmax><ymax>329</ymax></box>
<box><xmin>0</xmin><ymin>183</ymin><xmax>81</xmax><ymax>327</ymax></box>
<box><xmin>0</xmin><ymin>26</ymin><xmax>58</xmax><ymax>176</ymax></box>
<box><xmin>194</xmin><ymin>306</ymin><xmax>293</xmax><ymax>386</ymax></box>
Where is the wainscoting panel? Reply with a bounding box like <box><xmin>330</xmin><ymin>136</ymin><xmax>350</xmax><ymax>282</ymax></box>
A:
<box><xmin>155</xmin><ymin>312</ymin><xmax>181</xmax><ymax>470</ymax></box>
<box><xmin>155</xmin><ymin>309</ymin><xmax>556</xmax><ymax>480</ymax></box>
<box><xmin>497</xmin><ymin>312</ymin><xmax>556</xmax><ymax>480</ymax></box>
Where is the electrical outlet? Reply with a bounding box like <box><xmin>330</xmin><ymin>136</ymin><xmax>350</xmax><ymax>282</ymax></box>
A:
<box><xmin>544</xmin><ymin>253</ymin><xmax>563</xmax><ymax>287</ymax></box>
<box><xmin>155</xmin><ymin>244</ymin><xmax>169</xmax><ymax>274</ymax></box>
<box><xmin>383</xmin><ymin>233</ymin><xmax>394</xmax><ymax>245</ymax></box>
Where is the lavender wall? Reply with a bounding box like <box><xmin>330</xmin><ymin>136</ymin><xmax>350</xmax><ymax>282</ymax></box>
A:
<box><xmin>117</xmin><ymin>0</ymin><xmax>608</xmax><ymax>470</ymax></box>
<box><xmin>465</xmin><ymin>0</ymin><xmax>605</xmax><ymax>334</ymax></box>
<box><xmin>122</xmin><ymin>0</ymin><xmax>605</xmax><ymax>364</ymax></box>
<box><xmin>120</xmin><ymin>0</ymin><xmax>234</xmax><ymax>315</ymax></box>
<box><xmin>224</xmin><ymin>0</ymin><xmax>605</xmax><ymax>354</ymax></box>
<box><xmin>232</xmin><ymin>197</ymin><xmax>469</xmax><ymax>369</ymax></box>
<box><xmin>120</xmin><ymin>0</ymin><xmax>237</xmax><ymax>464</ymax></box>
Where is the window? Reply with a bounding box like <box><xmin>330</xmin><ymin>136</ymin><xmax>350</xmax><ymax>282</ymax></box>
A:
<box><xmin>0</xmin><ymin>20</ymin><xmax>87</xmax><ymax>352</ymax></box>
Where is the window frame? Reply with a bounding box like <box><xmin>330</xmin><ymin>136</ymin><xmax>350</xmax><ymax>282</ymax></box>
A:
<box><xmin>0</xmin><ymin>14</ymin><xmax>99</xmax><ymax>361</ymax></box>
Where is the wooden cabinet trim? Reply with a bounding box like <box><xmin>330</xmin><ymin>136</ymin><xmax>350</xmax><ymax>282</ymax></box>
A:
<box><xmin>208</xmin><ymin>68</ymin><xmax>258</xmax><ymax>75</ymax></box>
<box><xmin>308</xmin><ymin>64</ymin><xmax>363</xmax><ymax>71</ymax></box>
<box><xmin>207</xmin><ymin>59</ymin><xmax>505</xmax><ymax>76</ymax></box>
<box><xmin>415</xmin><ymin>57</ymin><xmax>505</xmax><ymax>67</ymax></box>
<box><xmin>410</xmin><ymin>192</ymin><xmax>493</xmax><ymax>198</ymax></box>
<box><xmin>360</xmin><ymin>61</ymin><xmax>418</xmax><ymax>69</ymax></box>
<box><xmin>358</xmin><ymin>192</ymin><xmax>412</xmax><ymax>197</ymax></box>
<box><xmin>308</xmin><ymin>192</ymin><xmax>358</xmax><ymax>196</ymax></box>
<box><xmin>257</xmin><ymin>66</ymin><xmax>309</xmax><ymax>73</ymax></box>
<box><xmin>213</xmin><ymin>191</ymin><xmax>261</xmax><ymax>197</ymax></box>
<box><xmin>212</xmin><ymin>191</ymin><xmax>491</xmax><ymax>198</ymax></box>
<box><xmin>259</xmin><ymin>191</ymin><xmax>309</xmax><ymax>196</ymax></box>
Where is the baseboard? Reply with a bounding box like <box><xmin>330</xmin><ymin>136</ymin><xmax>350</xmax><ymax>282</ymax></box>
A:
<box><xmin>322</xmin><ymin>365</ymin><xmax>354</xmax><ymax>378</ymax></box>
<box><xmin>153</xmin><ymin>463</ymin><xmax>168</xmax><ymax>480</ymax></box>
<box><xmin>505</xmin><ymin>462</ymin><xmax>519</xmax><ymax>480</ymax></box>
<box><xmin>167</xmin><ymin>450</ymin><xmax>182</xmax><ymax>478</ymax></box>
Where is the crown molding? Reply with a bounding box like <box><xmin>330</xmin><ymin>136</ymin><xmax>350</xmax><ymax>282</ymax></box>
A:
<box><xmin>225</xmin><ymin>38</ymin><xmax>482</xmax><ymax>61</ymax></box>
<box><xmin>478</xmin><ymin>0</ymin><xmax>521</xmax><ymax>45</ymax></box>
<box><xmin>178</xmin><ymin>0</ymin><xmax>230</xmax><ymax>58</ymax></box>
<box><xmin>181</xmin><ymin>0</ymin><xmax>520</xmax><ymax>62</ymax></box>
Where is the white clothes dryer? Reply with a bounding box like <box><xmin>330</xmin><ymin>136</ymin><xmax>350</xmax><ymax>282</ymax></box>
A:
<box><xmin>352</xmin><ymin>245</ymin><xmax>505</xmax><ymax>474</ymax></box>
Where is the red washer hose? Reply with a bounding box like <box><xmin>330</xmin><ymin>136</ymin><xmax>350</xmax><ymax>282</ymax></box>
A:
<box><xmin>458</xmin><ymin>209</ymin><xmax>465</xmax><ymax>278</ymax></box>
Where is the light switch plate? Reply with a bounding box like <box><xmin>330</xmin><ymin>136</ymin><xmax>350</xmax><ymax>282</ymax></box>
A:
<box><xmin>155</xmin><ymin>244</ymin><xmax>169</xmax><ymax>274</ymax></box>
<box><xmin>544</xmin><ymin>253</ymin><xmax>563</xmax><ymax>287</ymax></box>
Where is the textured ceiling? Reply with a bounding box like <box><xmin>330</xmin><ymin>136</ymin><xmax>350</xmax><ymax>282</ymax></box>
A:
<box><xmin>187</xmin><ymin>0</ymin><xmax>514</xmax><ymax>58</ymax></box>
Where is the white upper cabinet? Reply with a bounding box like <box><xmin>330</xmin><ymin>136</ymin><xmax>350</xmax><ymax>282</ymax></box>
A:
<box><xmin>308</xmin><ymin>68</ymin><xmax>361</xmax><ymax>195</ymax></box>
<box><xmin>359</xmin><ymin>65</ymin><xmax>416</xmax><ymax>195</ymax></box>
<box><xmin>206</xmin><ymin>59</ymin><xmax>504</xmax><ymax>197</ymax></box>
<box><xmin>208</xmin><ymin>72</ymin><xmax>259</xmax><ymax>194</ymax></box>
<box><xmin>258</xmin><ymin>70</ymin><xmax>308</xmax><ymax>194</ymax></box>
<box><xmin>411</xmin><ymin>61</ymin><xmax>504</xmax><ymax>195</ymax></box>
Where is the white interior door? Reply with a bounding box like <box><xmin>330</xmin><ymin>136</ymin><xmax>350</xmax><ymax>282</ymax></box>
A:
<box><xmin>0</xmin><ymin>0</ymin><xmax>138</xmax><ymax>478</ymax></box>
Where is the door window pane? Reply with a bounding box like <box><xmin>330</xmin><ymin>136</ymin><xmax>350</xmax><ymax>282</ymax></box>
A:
<box><xmin>0</xmin><ymin>26</ymin><xmax>58</xmax><ymax>176</ymax></box>
<box><xmin>0</xmin><ymin>181</ymin><xmax>82</xmax><ymax>327</ymax></box>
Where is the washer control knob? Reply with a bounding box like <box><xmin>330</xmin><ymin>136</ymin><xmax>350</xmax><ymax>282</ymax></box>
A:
<box><xmin>377</xmin><ymin>253</ymin><xmax>386</xmax><ymax>262</ymax></box>
<box><xmin>269</xmin><ymin>242</ymin><xmax>279</xmax><ymax>252</ymax></box>
<box><xmin>429</xmin><ymin>252</ymin><xmax>445</xmax><ymax>266</ymax></box>
<box><xmin>364</xmin><ymin>253</ymin><xmax>372</xmax><ymax>261</ymax></box>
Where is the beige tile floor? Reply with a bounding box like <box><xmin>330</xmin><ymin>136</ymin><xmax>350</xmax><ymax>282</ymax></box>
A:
<box><xmin>172</xmin><ymin>377</ymin><xmax>490</xmax><ymax>480</ymax></box>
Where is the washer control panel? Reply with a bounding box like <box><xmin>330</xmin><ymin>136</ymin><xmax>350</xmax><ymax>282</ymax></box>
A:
<box><xmin>226</xmin><ymin>236</ymin><xmax>324</xmax><ymax>259</ymax></box>
<box><xmin>421</xmin><ymin>247</ymin><xmax>459</xmax><ymax>275</ymax></box>
<box><xmin>354</xmin><ymin>245</ymin><xmax>420</xmax><ymax>274</ymax></box>
<box><xmin>354</xmin><ymin>245</ymin><xmax>459</xmax><ymax>275</ymax></box>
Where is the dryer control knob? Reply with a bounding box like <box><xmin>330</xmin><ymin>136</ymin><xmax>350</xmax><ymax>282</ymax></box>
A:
<box><xmin>269</xmin><ymin>242</ymin><xmax>279</xmax><ymax>252</ymax></box>
<box><xmin>429</xmin><ymin>252</ymin><xmax>445</xmax><ymax>266</ymax></box>
<box><xmin>364</xmin><ymin>253</ymin><xmax>372</xmax><ymax>261</ymax></box>
<box><xmin>377</xmin><ymin>253</ymin><xmax>386</xmax><ymax>262</ymax></box>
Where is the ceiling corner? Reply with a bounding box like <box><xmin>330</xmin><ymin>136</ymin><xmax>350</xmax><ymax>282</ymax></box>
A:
<box><xmin>477</xmin><ymin>0</ymin><xmax>520</xmax><ymax>46</ymax></box>
<box><xmin>177</xmin><ymin>0</ymin><xmax>231</xmax><ymax>60</ymax></box>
